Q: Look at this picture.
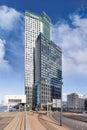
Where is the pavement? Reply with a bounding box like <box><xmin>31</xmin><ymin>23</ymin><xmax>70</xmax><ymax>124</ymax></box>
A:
<box><xmin>0</xmin><ymin>112</ymin><xmax>15</xmax><ymax>130</ymax></box>
<box><xmin>0</xmin><ymin>111</ymin><xmax>72</xmax><ymax>130</ymax></box>
<box><xmin>52</xmin><ymin>111</ymin><xmax>87</xmax><ymax>130</ymax></box>
<box><xmin>27</xmin><ymin>111</ymin><xmax>70</xmax><ymax>130</ymax></box>
<box><xmin>4</xmin><ymin>112</ymin><xmax>25</xmax><ymax>130</ymax></box>
<box><xmin>27</xmin><ymin>112</ymin><xmax>46</xmax><ymax>130</ymax></box>
<box><xmin>0</xmin><ymin>112</ymin><xmax>25</xmax><ymax>130</ymax></box>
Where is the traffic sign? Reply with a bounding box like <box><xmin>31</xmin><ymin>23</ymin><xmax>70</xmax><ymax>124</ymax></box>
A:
<box><xmin>52</xmin><ymin>99</ymin><xmax>61</xmax><ymax>108</ymax></box>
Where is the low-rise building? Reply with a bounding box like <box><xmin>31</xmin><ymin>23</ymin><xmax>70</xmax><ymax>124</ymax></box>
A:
<box><xmin>5</xmin><ymin>95</ymin><xmax>26</xmax><ymax>111</ymax></box>
<box><xmin>67</xmin><ymin>93</ymin><xmax>84</xmax><ymax>112</ymax></box>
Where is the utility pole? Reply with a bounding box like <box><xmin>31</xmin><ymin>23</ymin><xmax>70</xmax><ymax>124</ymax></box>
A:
<box><xmin>47</xmin><ymin>101</ymin><xmax>48</xmax><ymax>116</ymax></box>
<box><xmin>60</xmin><ymin>79</ymin><xmax>63</xmax><ymax>126</ymax></box>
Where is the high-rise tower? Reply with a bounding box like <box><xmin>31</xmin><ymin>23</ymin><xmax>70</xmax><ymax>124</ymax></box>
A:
<box><xmin>25</xmin><ymin>11</ymin><xmax>51</xmax><ymax>109</ymax></box>
<box><xmin>35</xmin><ymin>33</ymin><xmax>62</xmax><ymax>109</ymax></box>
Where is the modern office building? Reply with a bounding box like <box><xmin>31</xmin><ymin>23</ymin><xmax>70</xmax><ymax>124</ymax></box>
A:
<box><xmin>25</xmin><ymin>11</ymin><xmax>51</xmax><ymax>108</ymax></box>
<box><xmin>34</xmin><ymin>33</ymin><xmax>62</xmax><ymax>109</ymax></box>
<box><xmin>67</xmin><ymin>93</ymin><xmax>84</xmax><ymax>112</ymax></box>
<box><xmin>25</xmin><ymin>11</ymin><xmax>62</xmax><ymax>109</ymax></box>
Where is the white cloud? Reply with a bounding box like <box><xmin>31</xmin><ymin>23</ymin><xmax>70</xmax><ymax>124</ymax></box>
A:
<box><xmin>0</xmin><ymin>5</ymin><xmax>24</xmax><ymax>71</ymax></box>
<box><xmin>0</xmin><ymin>6</ymin><xmax>24</xmax><ymax>101</ymax></box>
<box><xmin>0</xmin><ymin>39</ymin><xmax>11</xmax><ymax>70</ymax></box>
<box><xmin>52</xmin><ymin>14</ymin><xmax>87</xmax><ymax>76</ymax></box>
<box><xmin>0</xmin><ymin>5</ymin><xmax>22</xmax><ymax>31</ymax></box>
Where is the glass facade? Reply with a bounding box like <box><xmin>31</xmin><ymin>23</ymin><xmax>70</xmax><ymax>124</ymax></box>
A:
<box><xmin>42</xmin><ymin>12</ymin><xmax>51</xmax><ymax>40</ymax></box>
<box><xmin>35</xmin><ymin>33</ymin><xmax>62</xmax><ymax>108</ymax></box>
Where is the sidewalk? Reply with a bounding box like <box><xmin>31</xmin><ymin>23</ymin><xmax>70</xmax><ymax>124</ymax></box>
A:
<box><xmin>4</xmin><ymin>112</ymin><xmax>25</xmax><ymax>130</ymax></box>
<box><xmin>27</xmin><ymin>112</ymin><xmax>69</xmax><ymax>130</ymax></box>
<box><xmin>27</xmin><ymin>112</ymin><xmax>46</xmax><ymax>130</ymax></box>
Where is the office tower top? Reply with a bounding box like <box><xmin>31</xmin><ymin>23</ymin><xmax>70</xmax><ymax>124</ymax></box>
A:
<box><xmin>25</xmin><ymin>11</ymin><xmax>51</xmax><ymax>40</ymax></box>
<box><xmin>41</xmin><ymin>12</ymin><xmax>51</xmax><ymax>40</ymax></box>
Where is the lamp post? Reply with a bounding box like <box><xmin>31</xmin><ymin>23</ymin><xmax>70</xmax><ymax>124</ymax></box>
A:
<box><xmin>47</xmin><ymin>101</ymin><xmax>48</xmax><ymax>116</ymax></box>
<box><xmin>60</xmin><ymin>79</ymin><xmax>63</xmax><ymax>126</ymax></box>
<box><xmin>24</xmin><ymin>103</ymin><xmax>26</xmax><ymax>130</ymax></box>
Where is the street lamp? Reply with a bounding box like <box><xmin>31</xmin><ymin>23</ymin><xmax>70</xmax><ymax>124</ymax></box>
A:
<box><xmin>47</xmin><ymin>101</ymin><xmax>48</xmax><ymax>116</ymax></box>
<box><xmin>60</xmin><ymin>79</ymin><xmax>63</xmax><ymax>126</ymax></box>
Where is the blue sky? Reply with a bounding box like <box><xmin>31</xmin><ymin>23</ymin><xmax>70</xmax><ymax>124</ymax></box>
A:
<box><xmin>0</xmin><ymin>0</ymin><xmax>87</xmax><ymax>103</ymax></box>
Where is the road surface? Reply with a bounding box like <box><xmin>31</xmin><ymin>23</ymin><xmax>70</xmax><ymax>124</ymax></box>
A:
<box><xmin>52</xmin><ymin>111</ymin><xmax>87</xmax><ymax>130</ymax></box>
<box><xmin>0</xmin><ymin>112</ymin><xmax>25</xmax><ymax>130</ymax></box>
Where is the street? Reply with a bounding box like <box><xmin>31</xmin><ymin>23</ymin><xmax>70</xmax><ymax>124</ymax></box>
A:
<box><xmin>0</xmin><ymin>112</ymin><xmax>25</xmax><ymax>130</ymax></box>
<box><xmin>52</xmin><ymin>111</ymin><xmax>87</xmax><ymax>130</ymax></box>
